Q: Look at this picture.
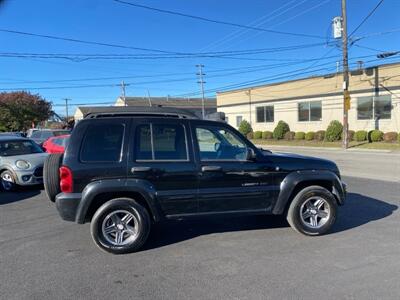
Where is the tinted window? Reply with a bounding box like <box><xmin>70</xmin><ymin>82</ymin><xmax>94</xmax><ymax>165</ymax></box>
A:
<box><xmin>374</xmin><ymin>95</ymin><xmax>391</xmax><ymax>119</ymax></box>
<box><xmin>30</xmin><ymin>131</ymin><xmax>42</xmax><ymax>138</ymax></box>
<box><xmin>256</xmin><ymin>106</ymin><xmax>274</xmax><ymax>123</ymax></box>
<box><xmin>298</xmin><ymin>101</ymin><xmax>322</xmax><ymax>121</ymax></box>
<box><xmin>136</xmin><ymin>124</ymin><xmax>188</xmax><ymax>161</ymax></box>
<box><xmin>256</xmin><ymin>107</ymin><xmax>265</xmax><ymax>123</ymax></box>
<box><xmin>357</xmin><ymin>97</ymin><xmax>373</xmax><ymax>120</ymax></box>
<box><xmin>298</xmin><ymin>102</ymin><xmax>309</xmax><ymax>121</ymax></box>
<box><xmin>236</xmin><ymin>116</ymin><xmax>243</xmax><ymax>127</ymax></box>
<box><xmin>196</xmin><ymin>127</ymin><xmax>247</xmax><ymax>161</ymax></box>
<box><xmin>80</xmin><ymin>123</ymin><xmax>124</xmax><ymax>162</ymax></box>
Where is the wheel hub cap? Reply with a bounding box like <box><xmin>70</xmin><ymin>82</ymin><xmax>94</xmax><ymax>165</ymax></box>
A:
<box><xmin>299</xmin><ymin>196</ymin><xmax>331</xmax><ymax>229</ymax></box>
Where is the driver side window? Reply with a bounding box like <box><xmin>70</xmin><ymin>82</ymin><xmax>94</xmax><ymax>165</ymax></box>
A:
<box><xmin>195</xmin><ymin>126</ymin><xmax>247</xmax><ymax>161</ymax></box>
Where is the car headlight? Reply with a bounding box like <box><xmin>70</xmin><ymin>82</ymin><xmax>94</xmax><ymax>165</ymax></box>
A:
<box><xmin>15</xmin><ymin>160</ymin><xmax>30</xmax><ymax>169</ymax></box>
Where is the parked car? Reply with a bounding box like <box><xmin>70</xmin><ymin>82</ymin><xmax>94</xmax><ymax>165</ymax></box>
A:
<box><xmin>30</xmin><ymin>129</ymin><xmax>70</xmax><ymax>146</ymax></box>
<box><xmin>44</xmin><ymin>107</ymin><xmax>346</xmax><ymax>254</ymax></box>
<box><xmin>0</xmin><ymin>136</ymin><xmax>48</xmax><ymax>191</ymax></box>
<box><xmin>0</xmin><ymin>132</ymin><xmax>25</xmax><ymax>137</ymax></box>
<box><xmin>42</xmin><ymin>134</ymin><xmax>70</xmax><ymax>154</ymax></box>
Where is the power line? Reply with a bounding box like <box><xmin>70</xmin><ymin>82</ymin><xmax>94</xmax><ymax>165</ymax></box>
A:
<box><xmin>0</xmin><ymin>28</ymin><xmax>183</xmax><ymax>54</ymax></box>
<box><xmin>112</xmin><ymin>0</ymin><xmax>326</xmax><ymax>40</ymax></box>
<box><xmin>349</xmin><ymin>0</ymin><xmax>385</xmax><ymax>38</ymax></box>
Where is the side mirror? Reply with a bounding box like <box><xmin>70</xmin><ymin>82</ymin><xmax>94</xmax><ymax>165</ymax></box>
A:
<box><xmin>246</xmin><ymin>147</ymin><xmax>257</xmax><ymax>161</ymax></box>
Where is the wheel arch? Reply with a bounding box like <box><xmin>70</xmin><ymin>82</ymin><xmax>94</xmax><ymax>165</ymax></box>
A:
<box><xmin>75</xmin><ymin>179</ymin><xmax>162</xmax><ymax>224</ymax></box>
<box><xmin>272</xmin><ymin>170</ymin><xmax>345</xmax><ymax>215</ymax></box>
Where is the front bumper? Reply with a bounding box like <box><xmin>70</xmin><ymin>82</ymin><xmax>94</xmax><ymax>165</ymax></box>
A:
<box><xmin>55</xmin><ymin>193</ymin><xmax>82</xmax><ymax>222</ymax></box>
<box><xmin>14</xmin><ymin>169</ymin><xmax>43</xmax><ymax>186</ymax></box>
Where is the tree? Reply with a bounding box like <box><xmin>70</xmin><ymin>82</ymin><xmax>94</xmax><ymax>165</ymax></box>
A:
<box><xmin>0</xmin><ymin>91</ymin><xmax>52</xmax><ymax>131</ymax></box>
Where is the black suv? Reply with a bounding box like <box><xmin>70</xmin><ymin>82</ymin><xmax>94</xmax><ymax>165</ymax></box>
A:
<box><xmin>45</xmin><ymin>107</ymin><xmax>346</xmax><ymax>254</ymax></box>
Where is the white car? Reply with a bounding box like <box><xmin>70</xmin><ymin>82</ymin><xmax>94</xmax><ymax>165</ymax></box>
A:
<box><xmin>0</xmin><ymin>136</ymin><xmax>48</xmax><ymax>191</ymax></box>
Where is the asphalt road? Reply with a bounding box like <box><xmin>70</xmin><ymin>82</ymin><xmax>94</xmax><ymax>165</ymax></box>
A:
<box><xmin>259</xmin><ymin>146</ymin><xmax>400</xmax><ymax>183</ymax></box>
<box><xmin>0</xmin><ymin>176</ymin><xmax>399</xmax><ymax>300</ymax></box>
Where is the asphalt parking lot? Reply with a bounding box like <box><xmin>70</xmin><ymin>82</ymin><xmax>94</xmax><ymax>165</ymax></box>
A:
<box><xmin>0</xmin><ymin>176</ymin><xmax>399</xmax><ymax>299</ymax></box>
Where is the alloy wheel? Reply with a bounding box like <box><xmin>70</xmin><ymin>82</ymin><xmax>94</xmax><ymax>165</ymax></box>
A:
<box><xmin>101</xmin><ymin>210</ymin><xmax>139</xmax><ymax>246</ymax></box>
<box><xmin>299</xmin><ymin>196</ymin><xmax>331</xmax><ymax>229</ymax></box>
<box><xmin>1</xmin><ymin>172</ymin><xmax>14</xmax><ymax>191</ymax></box>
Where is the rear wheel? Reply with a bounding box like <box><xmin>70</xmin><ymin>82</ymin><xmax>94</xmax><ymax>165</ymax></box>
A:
<box><xmin>90</xmin><ymin>198</ymin><xmax>151</xmax><ymax>254</ymax></box>
<box><xmin>43</xmin><ymin>153</ymin><xmax>63</xmax><ymax>202</ymax></box>
<box><xmin>287</xmin><ymin>185</ymin><xmax>337</xmax><ymax>236</ymax></box>
<box><xmin>1</xmin><ymin>170</ymin><xmax>16</xmax><ymax>192</ymax></box>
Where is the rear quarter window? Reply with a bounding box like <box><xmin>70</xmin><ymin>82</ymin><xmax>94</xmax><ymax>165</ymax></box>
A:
<box><xmin>80</xmin><ymin>123</ymin><xmax>125</xmax><ymax>162</ymax></box>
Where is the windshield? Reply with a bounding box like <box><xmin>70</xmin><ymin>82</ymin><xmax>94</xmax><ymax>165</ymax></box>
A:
<box><xmin>0</xmin><ymin>140</ymin><xmax>44</xmax><ymax>156</ymax></box>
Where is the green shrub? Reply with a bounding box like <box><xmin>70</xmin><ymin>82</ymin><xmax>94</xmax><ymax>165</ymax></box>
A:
<box><xmin>238</xmin><ymin>120</ymin><xmax>252</xmax><ymax>136</ymax></box>
<box><xmin>325</xmin><ymin>120</ymin><xmax>343</xmax><ymax>142</ymax></box>
<box><xmin>314</xmin><ymin>130</ymin><xmax>325</xmax><ymax>141</ymax></box>
<box><xmin>253</xmin><ymin>131</ymin><xmax>262</xmax><ymax>139</ymax></box>
<box><xmin>348</xmin><ymin>130</ymin><xmax>355</xmax><ymax>141</ymax></box>
<box><xmin>369</xmin><ymin>130</ymin><xmax>384</xmax><ymax>142</ymax></box>
<box><xmin>354</xmin><ymin>130</ymin><xmax>367</xmax><ymax>142</ymax></box>
<box><xmin>284</xmin><ymin>131</ymin><xmax>295</xmax><ymax>141</ymax></box>
<box><xmin>383</xmin><ymin>132</ymin><xmax>398</xmax><ymax>143</ymax></box>
<box><xmin>246</xmin><ymin>132</ymin><xmax>253</xmax><ymax>139</ymax></box>
<box><xmin>262</xmin><ymin>131</ymin><xmax>273</xmax><ymax>139</ymax></box>
<box><xmin>398</xmin><ymin>132</ymin><xmax>400</xmax><ymax>143</ymax></box>
<box><xmin>273</xmin><ymin>120</ymin><xmax>290</xmax><ymax>140</ymax></box>
<box><xmin>305</xmin><ymin>131</ymin><xmax>315</xmax><ymax>140</ymax></box>
<box><xmin>295</xmin><ymin>132</ymin><xmax>305</xmax><ymax>140</ymax></box>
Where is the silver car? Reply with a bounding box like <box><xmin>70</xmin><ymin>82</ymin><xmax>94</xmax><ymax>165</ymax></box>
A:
<box><xmin>0</xmin><ymin>136</ymin><xmax>48</xmax><ymax>191</ymax></box>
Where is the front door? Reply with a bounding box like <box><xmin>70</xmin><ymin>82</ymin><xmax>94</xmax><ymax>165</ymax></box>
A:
<box><xmin>127</xmin><ymin>119</ymin><xmax>198</xmax><ymax>216</ymax></box>
<box><xmin>193</xmin><ymin>123</ymin><xmax>277</xmax><ymax>214</ymax></box>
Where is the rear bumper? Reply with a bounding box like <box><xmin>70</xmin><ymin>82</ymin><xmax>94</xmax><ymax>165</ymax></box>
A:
<box><xmin>55</xmin><ymin>193</ymin><xmax>82</xmax><ymax>222</ymax></box>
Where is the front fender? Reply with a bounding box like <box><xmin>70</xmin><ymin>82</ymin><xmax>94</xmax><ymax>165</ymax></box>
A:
<box><xmin>272</xmin><ymin>170</ymin><xmax>346</xmax><ymax>215</ymax></box>
<box><xmin>75</xmin><ymin>178</ymin><xmax>161</xmax><ymax>223</ymax></box>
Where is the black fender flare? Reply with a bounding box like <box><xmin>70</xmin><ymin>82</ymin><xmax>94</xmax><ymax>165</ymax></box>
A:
<box><xmin>75</xmin><ymin>178</ymin><xmax>161</xmax><ymax>223</ymax></box>
<box><xmin>272</xmin><ymin>170</ymin><xmax>346</xmax><ymax>215</ymax></box>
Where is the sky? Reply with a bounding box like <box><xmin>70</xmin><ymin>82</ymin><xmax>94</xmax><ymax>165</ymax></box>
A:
<box><xmin>0</xmin><ymin>0</ymin><xmax>399</xmax><ymax>116</ymax></box>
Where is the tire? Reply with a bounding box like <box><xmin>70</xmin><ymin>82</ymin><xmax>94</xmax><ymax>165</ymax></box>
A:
<box><xmin>1</xmin><ymin>170</ymin><xmax>16</xmax><ymax>192</ymax></box>
<box><xmin>43</xmin><ymin>153</ymin><xmax>63</xmax><ymax>202</ymax></box>
<box><xmin>287</xmin><ymin>185</ymin><xmax>337</xmax><ymax>236</ymax></box>
<box><xmin>90</xmin><ymin>198</ymin><xmax>151</xmax><ymax>254</ymax></box>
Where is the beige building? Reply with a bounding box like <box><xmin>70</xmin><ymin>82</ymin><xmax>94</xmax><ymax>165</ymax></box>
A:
<box><xmin>217</xmin><ymin>62</ymin><xmax>400</xmax><ymax>133</ymax></box>
<box><xmin>74</xmin><ymin>96</ymin><xmax>216</xmax><ymax>120</ymax></box>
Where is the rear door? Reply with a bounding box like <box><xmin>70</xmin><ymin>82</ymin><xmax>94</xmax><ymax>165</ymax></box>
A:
<box><xmin>127</xmin><ymin>118</ymin><xmax>198</xmax><ymax>216</ymax></box>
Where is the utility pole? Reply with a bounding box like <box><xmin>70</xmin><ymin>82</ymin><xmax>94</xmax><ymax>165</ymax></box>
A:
<box><xmin>196</xmin><ymin>64</ymin><xmax>206</xmax><ymax>119</ymax></box>
<box><xmin>147</xmin><ymin>89</ymin><xmax>152</xmax><ymax>107</ymax></box>
<box><xmin>341</xmin><ymin>0</ymin><xmax>350</xmax><ymax>149</ymax></box>
<box><xmin>63</xmin><ymin>98</ymin><xmax>70</xmax><ymax>121</ymax></box>
<box><xmin>119</xmin><ymin>80</ymin><xmax>128</xmax><ymax>106</ymax></box>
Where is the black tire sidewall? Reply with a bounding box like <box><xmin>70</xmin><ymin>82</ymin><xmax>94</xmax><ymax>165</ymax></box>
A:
<box><xmin>288</xmin><ymin>186</ymin><xmax>337</xmax><ymax>236</ymax></box>
<box><xmin>43</xmin><ymin>153</ymin><xmax>63</xmax><ymax>202</ymax></box>
<box><xmin>90</xmin><ymin>198</ymin><xmax>150</xmax><ymax>254</ymax></box>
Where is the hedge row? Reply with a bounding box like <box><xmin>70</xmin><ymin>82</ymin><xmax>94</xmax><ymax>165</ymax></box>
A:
<box><xmin>244</xmin><ymin>119</ymin><xmax>399</xmax><ymax>143</ymax></box>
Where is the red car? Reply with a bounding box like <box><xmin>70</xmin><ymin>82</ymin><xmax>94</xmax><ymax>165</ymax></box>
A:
<box><xmin>42</xmin><ymin>134</ymin><xmax>70</xmax><ymax>153</ymax></box>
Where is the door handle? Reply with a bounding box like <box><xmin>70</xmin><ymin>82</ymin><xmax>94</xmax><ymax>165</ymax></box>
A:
<box><xmin>131</xmin><ymin>166</ymin><xmax>152</xmax><ymax>173</ymax></box>
<box><xmin>201</xmin><ymin>165</ymin><xmax>222</xmax><ymax>172</ymax></box>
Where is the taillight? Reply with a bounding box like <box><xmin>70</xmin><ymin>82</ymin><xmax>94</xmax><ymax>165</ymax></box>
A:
<box><xmin>59</xmin><ymin>166</ymin><xmax>73</xmax><ymax>193</ymax></box>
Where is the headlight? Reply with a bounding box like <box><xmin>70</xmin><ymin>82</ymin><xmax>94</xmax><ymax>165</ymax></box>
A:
<box><xmin>15</xmin><ymin>160</ymin><xmax>30</xmax><ymax>169</ymax></box>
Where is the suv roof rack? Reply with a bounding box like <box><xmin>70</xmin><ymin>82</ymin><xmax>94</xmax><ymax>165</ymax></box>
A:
<box><xmin>83</xmin><ymin>106</ymin><xmax>199</xmax><ymax>119</ymax></box>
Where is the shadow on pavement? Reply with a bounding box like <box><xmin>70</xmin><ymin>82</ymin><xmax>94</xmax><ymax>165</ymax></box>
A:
<box><xmin>143</xmin><ymin>192</ymin><xmax>397</xmax><ymax>250</ymax></box>
<box><xmin>332</xmin><ymin>192</ymin><xmax>397</xmax><ymax>233</ymax></box>
<box><xmin>0</xmin><ymin>186</ymin><xmax>42</xmax><ymax>205</ymax></box>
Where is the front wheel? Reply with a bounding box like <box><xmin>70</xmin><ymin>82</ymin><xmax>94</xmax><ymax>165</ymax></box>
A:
<box><xmin>287</xmin><ymin>185</ymin><xmax>337</xmax><ymax>236</ymax></box>
<box><xmin>90</xmin><ymin>198</ymin><xmax>151</xmax><ymax>254</ymax></box>
<box><xmin>1</xmin><ymin>170</ymin><xmax>16</xmax><ymax>192</ymax></box>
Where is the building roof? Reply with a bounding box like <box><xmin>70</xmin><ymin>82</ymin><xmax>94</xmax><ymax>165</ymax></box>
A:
<box><xmin>76</xmin><ymin>106</ymin><xmax>116</xmax><ymax>115</ymax></box>
<box><xmin>121</xmin><ymin>97</ymin><xmax>216</xmax><ymax>108</ymax></box>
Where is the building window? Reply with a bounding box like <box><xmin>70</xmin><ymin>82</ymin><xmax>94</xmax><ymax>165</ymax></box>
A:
<box><xmin>236</xmin><ymin>116</ymin><xmax>243</xmax><ymax>127</ymax></box>
<box><xmin>256</xmin><ymin>106</ymin><xmax>274</xmax><ymax>123</ymax></box>
<box><xmin>298</xmin><ymin>101</ymin><xmax>322</xmax><ymax>122</ymax></box>
<box><xmin>225</xmin><ymin>116</ymin><xmax>229</xmax><ymax>124</ymax></box>
<box><xmin>357</xmin><ymin>95</ymin><xmax>391</xmax><ymax>120</ymax></box>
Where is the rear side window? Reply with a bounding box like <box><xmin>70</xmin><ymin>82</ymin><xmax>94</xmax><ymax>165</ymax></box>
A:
<box><xmin>135</xmin><ymin>123</ymin><xmax>188</xmax><ymax>161</ymax></box>
<box><xmin>80</xmin><ymin>123</ymin><xmax>124</xmax><ymax>162</ymax></box>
